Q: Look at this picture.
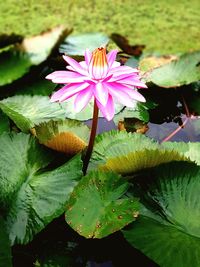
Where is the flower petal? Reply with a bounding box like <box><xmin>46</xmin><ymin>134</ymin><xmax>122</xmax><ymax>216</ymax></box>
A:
<box><xmin>51</xmin><ymin>82</ymin><xmax>90</xmax><ymax>102</ymax></box>
<box><xmin>115</xmin><ymin>76</ymin><xmax>148</xmax><ymax>88</ymax></box>
<box><xmin>94</xmin><ymin>82</ymin><xmax>109</xmax><ymax>106</ymax></box>
<box><xmin>85</xmin><ymin>49</ymin><xmax>92</xmax><ymax>65</ymax></box>
<box><xmin>74</xmin><ymin>86</ymin><xmax>93</xmax><ymax>112</ymax></box>
<box><xmin>112</xmin><ymin>61</ymin><xmax>121</xmax><ymax>68</ymax></box>
<box><xmin>109</xmin><ymin>65</ymin><xmax>139</xmax><ymax>76</ymax></box>
<box><xmin>96</xmin><ymin>95</ymin><xmax>115</xmax><ymax>121</ymax></box>
<box><xmin>108</xmin><ymin>82</ymin><xmax>146</xmax><ymax>102</ymax></box>
<box><xmin>63</xmin><ymin>55</ymin><xmax>88</xmax><ymax>76</ymax></box>
<box><xmin>105</xmin><ymin>83</ymin><xmax>136</xmax><ymax>107</ymax></box>
<box><xmin>46</xmin><ymin>71</ymin><xmax>86</xmax><ymax>84</ymax></box>
<box><xmin>107</xmin><ymin>50</ymin><xmax>118</xmax><ymax>68</ymax></box>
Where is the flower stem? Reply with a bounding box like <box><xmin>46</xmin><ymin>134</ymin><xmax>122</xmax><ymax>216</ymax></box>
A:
<box><xmin>161</xmin><ymin>118</ymin><xmax>188</xmax><ymax>143</ymax></box>
<box><xmin>83</xmin><ymin>100</ymin><xmax>99</xmax><ymax>175</ymax></box>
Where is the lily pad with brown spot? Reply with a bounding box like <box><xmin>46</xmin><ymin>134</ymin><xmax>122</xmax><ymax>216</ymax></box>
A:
<box><xmin>65</xmin><ymin>171</ymin><xmax>139</xmax><ymax>238</ymax></box>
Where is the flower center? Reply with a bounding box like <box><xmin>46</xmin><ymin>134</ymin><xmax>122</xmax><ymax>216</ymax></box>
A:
<box><xmin>89</xmin><ymin>47</ymin><xmax>108</xmax><ymax>80</ymax></box>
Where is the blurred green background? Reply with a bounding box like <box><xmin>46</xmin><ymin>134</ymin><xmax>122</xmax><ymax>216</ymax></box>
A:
<box><xmin>0</xmin><ymin>0</ymin><xmax>200</xmax><ymax>54</ymax></box>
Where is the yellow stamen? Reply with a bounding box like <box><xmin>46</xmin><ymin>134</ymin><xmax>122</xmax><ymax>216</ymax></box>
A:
<box><xmin>92</xmin><ymin>47</ymin><xmax>108</xmax><ymax>68</ymax></box>
<box><xmin>89</xmin><ymin>47</ymin><xmax>108</xmax><ymax>79</ymax></box>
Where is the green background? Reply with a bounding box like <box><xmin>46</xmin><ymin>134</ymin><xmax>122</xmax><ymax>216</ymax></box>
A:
<box><xmin>1</xmin><ymin>0</ymin><xmax>200</xmax><ymax>53</ymax></box>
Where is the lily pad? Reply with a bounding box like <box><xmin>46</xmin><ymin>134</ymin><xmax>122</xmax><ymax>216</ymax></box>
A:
<box><xmin>123</xmin><ymin>162</ymin><xmax>200</xmax><ymax>267</ymax></box>
<box><xmin>162</xmin><ymin>141</ymin><xmax>200</xmax><ymax>165</ymax></box>
<box><xmin>0</xmin><ymin>132</ymin><xmax>83</xmax><ymax>244</ymax></box>
<box><xmin>0</xmin><ymin>26</ymin><xmax>70</xmax><ymax>86</ymax></box>
<box><xmin>90</xmin><ymin>131</ymin><xmax>187</xmax><ymax>174</ymax></box>
<box><xmin>139</xmin><ymin>54</ymin><xmax>178</xmax><ymax>72</ymax></box>
<box><xmin>16</xmin><ymin>77</ymin><xmax>56</xmax><ymax>96</ymax></box>
<box><xmin>143</xmin><ymin>51</ymin><xmax>200</xmax><ymax>88</ymax></box>
<box><xmin>65</xmin><ymin>170</ymin><xmax>139</xmax><ymax>238</ymax></box>
<box><xmin>35</xmin><ymin>119</ymin><xmax>90</xmax><ymax>155</ymax></box>
<box><xmin>0</xmin><ymin>95</ymin><xmax>66</xmax><ymax>132</ymax></box>
<box><xmin>59</xmin><ymin>32</ymin><xmax>109</xmax><ymax>55</ymax></box>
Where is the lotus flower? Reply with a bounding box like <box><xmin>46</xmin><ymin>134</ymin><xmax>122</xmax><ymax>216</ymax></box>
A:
<box><xmin>46</xmin><ymin>47</ymin><xmax>147</xmax><ymax>121</ymax></box>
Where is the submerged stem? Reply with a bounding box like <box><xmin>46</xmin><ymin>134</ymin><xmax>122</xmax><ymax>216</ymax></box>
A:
<box><xmin>83</xmin><ymin>100</ymin><xmax>99</xmax><ymax>175</ymax></box>
<box><xmin>161</xmin><ymin>118</ymin><xmax>188</xmax><ymax>143</ymax></box>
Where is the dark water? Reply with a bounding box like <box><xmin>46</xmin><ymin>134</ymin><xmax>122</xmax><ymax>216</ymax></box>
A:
<box><xmin>12</xmin><ymin>215</ymin><xmax>158</xmax><ymax>267</ymax></box>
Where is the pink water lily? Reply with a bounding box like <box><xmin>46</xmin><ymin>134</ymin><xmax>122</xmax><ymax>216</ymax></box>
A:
<box><xmin>46</xmin><ymin>47</ymin><xmax>147</xmax><ymax>121</ymax></box>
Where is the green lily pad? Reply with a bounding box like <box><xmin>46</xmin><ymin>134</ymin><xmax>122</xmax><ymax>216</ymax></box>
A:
<box><xmin>162</xmin><ymin>141</ymin><xmax>200</xmax><ymax>165</ymax></box>
<box><xmin>90</xmin><ymin>131</ymin><xmax>187</xmax><ymax>174</ymax></box>
<box><xmin>65</xmin><ymin>170</ymin><xmax>139</xmax><ymax>238</ymax></box>
<box><xmin>143</xmin><ymin>51</ymin><xmax>200</xmax><ymax>88</ymax></box>
<box><xmin>59</xmin><ymin>32</ymin><xmax>109</xmax><ymax>55</ymax></box>
<box><xmin>0</xmin><ymin>26</ymin><xmax>70</xmax><ymax>86</ymax></box>
<box><xmin>0</xmin><ymin>95</ymin><xmax>66</xmax><ymax>132</ymax></box>
<box><xmin>123</xmin><ymin>162</ymin><xmax>200</xmax><ymax>267</ymax></box>
<box><xmin>0</xmin><ymin>132</ymin><xmax>83</xmax><ymax>244</ymax></box>
<box><xmin>16</xmin><ymin>77</ymin><xmax>56</xmax><ymax>96</ymax></box>
<box><xmin>35</xmin><ymin>119</ymin><xmax>90</xmax><ymax>155</ymax></box>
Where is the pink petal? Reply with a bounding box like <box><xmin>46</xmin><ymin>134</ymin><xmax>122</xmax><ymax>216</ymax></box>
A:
<box><xmin>109</xmin><ymin>66</ymin><xmax>139</xmax><ymax>76</ymax></box>
<box><xmin>115</xmin><ymin>76</ymin><xmax>148</xmax><ymax>88</ymax></box>
<box><xmin>84</xmin><ymin>49</ymin><xmax>92</xmax><ymax>65</ymax></box>
<box><xmin>108</xmin><ymin>82</ymin><xmax>146</xmax><ymax>102</ymax></box>
<box><xmin>79</xmin><ymin>61</ymin><xmax>88</xmax><ymax>70</ymax></box>
<box><xmin>51</xmin><ymin>82</ymin><xmax>90</xmax><ymax>102</ymax></box>
<box><xmin>63</xmin><ymin>55</ymin><xmax>88</xmax><ymax>76</ymax></box>
<box><xmin>107</xmin><ymin>50</ymin><xmax>118</xmax><ymax>68</ymax></box>
<box><xmin>105</xmin><ymin>83</ymin><xmax>136</xmax><ymax>107</ymax></box>
<box><xmin>96</xmin><ymin>95</ymin><xmax>115</xmax><ymax>121</ymax></box>
<box><xmin>112</xmin><ymin>61</ymin><xmax>121</xmax><ymax>68</ymax></box>
<box><xmin>47</xmin><ymin>71</ymin><xmax>86</xmax><ymax>84</ymax></box>
<box><xmin>46</xmin><ymin>71</ymin><xmax>68</xmax><ymax>80</ymax></box>
<box><xmin>74</xmin><ymin>87</ymin><xmax>93</xmax><ymax>112</ymax></box>
<box><xmin>94</xmin><ymin>82</ymin><xmax>109</xmax><ymax>106</ymax></box>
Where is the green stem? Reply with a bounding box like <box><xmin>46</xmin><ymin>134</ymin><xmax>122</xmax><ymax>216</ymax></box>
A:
<box><xmin>83</xmin><ymin>100</ymin><xmax>99</xmax><ymax>175</ymax></box>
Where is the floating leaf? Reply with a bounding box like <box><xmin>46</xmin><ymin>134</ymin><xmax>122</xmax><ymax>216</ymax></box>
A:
<box><xmin>35</xmin><ymin>119</ymin><xmax>90</xmax><ymax>155</ymax></box>
<box><xmin>139</xmin><ymin>54</ymin><xmax>178</xmax><ymax>72</ymax></box>
<box><xmin>0</xmin><ymin>132</ymin><xmax>83</xmax><ymax>244</ymax></box>
<box><xmin>65</xmin><ymin>171</ymin><xmax>139</xmax><ymax>238</ymax></box>
<box><xmin>123</xmin><ymin>162</ymin><xmax>200</xmax><ymax>267</ymax></box>
<box><xmin>59</xmin><ymin>32</ymin><xmax>109</xmax><ymax>55</ymax></box>
<box><xmin>162</xmin><ymin>141</ymin><xmax>200</xmax><ymax>165</ymax></box>
<box><xmin>125</xmin><ymin>57</ymin><xmax>139</xmax><ymax>68</ymax></box>
<box><xmin>143</xmin><ymin>51</ymin><xmax>200</xmax><ymax>88</ymax></box>
<box><xmin>16</xmin><ymin>77</ymin><xmax>56</xmax><ymax>96</ymax></box>
<box><xmin>0</xmin><ymin>217</ymin><xmax>12</xmax><ymax>267</ymax></box>
<box><xmin>0</xmin><ymin>95</ymin><xmax>66</xmax><ymax>132</ymax></box>
<box><xmin>90</xmin><ymin>131</ymin><xmax>187</xmax><ymax>174</ymax></box>
<box><xmin>0</xmin><ymin>26</ymin><xmax>70</xmax><ymax>86</ymax></box>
